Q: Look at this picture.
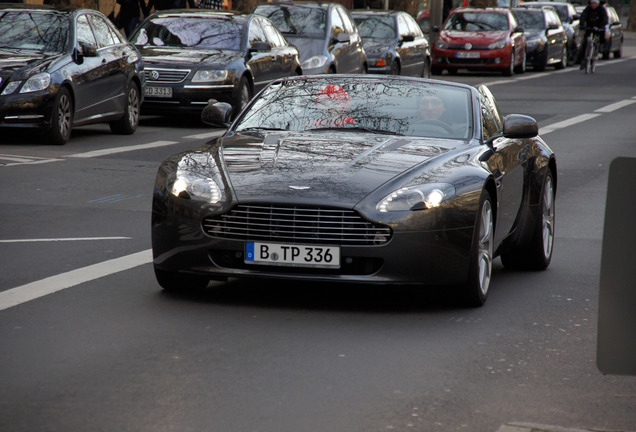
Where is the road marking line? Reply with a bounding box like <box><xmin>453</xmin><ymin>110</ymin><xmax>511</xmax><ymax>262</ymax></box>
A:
<box><xmin>0</xmin><ymin>249</ymin><xmax>152</xmax><ymax>311</ymax></box>
<box><xmin>595</xmin><ymin>99</ymin><xmax>636</xmax><ymax>113</ymax></box>
<box><xmin>67</xmin><ymin>141</ymin><xmax>178</xmax><ymax>158</ymax></box>
<box><xmin>540</xmin><ymin>113</ymin><xmax>601</xmax><ymax>135</ymax></box>
<box><xmin>183</xmin><ymin>131</ymin><xmax>224</xmax><ymax>139</ymax></box>
<box><xmin>0</xmin><ymin>237</ymin><xmax>131</xmax><ymax>243</ymax></box>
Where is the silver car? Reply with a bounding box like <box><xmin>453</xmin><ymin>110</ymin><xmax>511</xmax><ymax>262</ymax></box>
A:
<box><xmin>253</xmin><ymin>1</ymin><xmax>368</xmax><ymax>75</ymax></box>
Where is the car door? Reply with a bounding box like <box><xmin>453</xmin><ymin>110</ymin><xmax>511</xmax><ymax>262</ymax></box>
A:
<box><xmin>338</xmin><ymin>6</ymin><xmax>366</xmax><ymax>73</ymax></box>
<box><xmin>406</xmin><ymin>13</ymin><xmax>429</xmax><ymax>77</ymax></box>
<box><xmin>261</xmin><ymin>17</ymin><xmax>297</xmax><ymax>79</ymax></box>
<box><xmin>73</xmin><ymin>13</ymin><xmax>113</xmax><ymax>122</ymax></box>
<box><xmin>87</xmin><ymin>13</ymin><xmax>128</xmax><ymax>115</ymax></box>
<box><xmin>247</xmin><ymin>17</ymin><xmax>277</xmax><ymax>92</ymax></box>
<box><xmin>545</xmin><ymin>9</ymin><xmax>566</xmax><ymax>62</ymax></box>
<box><xmin>328</xmin><ymin>6</ymin><xmax>353</xmax><ymax>73</ymax></box>
<box><xmin>478</xmin><ymin>85</ymin><xmax>528</xmax><ymax>244</ymax></box>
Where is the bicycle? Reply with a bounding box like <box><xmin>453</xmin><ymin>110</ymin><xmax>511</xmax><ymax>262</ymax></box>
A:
<box><xmin>582</xmin><ymin>27</ymin><xmax>602</xmax><ymax>74</ymax></box>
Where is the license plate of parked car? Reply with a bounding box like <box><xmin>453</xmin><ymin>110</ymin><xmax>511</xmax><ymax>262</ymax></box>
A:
<box><xmin>144</xmin><ymin>86</ymin><xmax>173</xmax><ymax>98</ymax></box>
<box><xmin>245</xmin><ymin>241</ymin><xmax>340</xmax><ymax>268</ymax></box>
<box><xmin>456</xmin><ymin>51</ymin><xmax>480</xmax><ymax>58</ymax></box>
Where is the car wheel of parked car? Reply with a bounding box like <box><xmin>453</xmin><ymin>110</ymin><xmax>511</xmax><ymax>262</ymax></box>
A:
<box><xmin>501</xmin><ymin>170</ymin><xmax>555</xmax><ymax>271</ymax></box>
<box><xmin>431</xmin><ymin>65</ymin><xmax>443</xmax><ymax>75</ymax></box>
<box><xmin>233</xmin><ymin>76</ymin><xmax>252</xmax><ymax>118</ymax></box>
<box><xmin>47</xmin><ymin>87</ymin><xmax>73</xmax><ymax>145</ymax></box>
<box><xmin>614</xmin><ymin>41</ymin><xmax>622</xmax><ymax>58</ymax></box>
<box><xmin>556</xmin><ymin>46</ymin><xmax>567</xmax><ymax>69</ymax></box>
<box><xmin>514</xmin><ymin>49</ymin><xmax>526</xmax><ymax>74</ymax></box>
<box><xmin>568</xmin><ymin>43</ymin><xmax>578</xmax><ymax>66</ymax></box>
<box><xmin>154</xmin><ymin>267</ymin><xmax>210</xmax><ymax>293</ymax></box>
<box><xmin>391</xmin><ymin>62</ymin><xmax>400</xmax><ymax>75</ymax></box>
<box><xmin>110</xmin><ymin>82</ymin><xmax>140</xmax><ymax>135</ymax></box>
<box><xmin>422</xmin><ymin>58</ymin><xmax>431</xmax><ymax>78</ymax></box>
<box><xmin>462</xmin><ymin>190</ymin><xmax>494</xmax><ymax>307</ymax></box>
<box><xmin>503</xmin><ymin>52</ymin><xmax>515</xmax><ymax>76</ymax></box>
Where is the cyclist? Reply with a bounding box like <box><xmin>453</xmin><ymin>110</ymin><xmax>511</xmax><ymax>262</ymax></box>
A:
<box><xmin>576</xmin><ymin>0</ymin><xmax>608</xmax><ymax>68</ymax></box>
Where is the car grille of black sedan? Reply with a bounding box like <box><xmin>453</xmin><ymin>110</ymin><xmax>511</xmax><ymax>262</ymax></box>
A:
<box><xmin>144</xmin><ymin>68</ymin><xmax>190</xmax><ymax>83</ymax></box>
<box><xmin>202</xmin><ymin>204</ymin><xmax>392</xmax><ymax>246</ymax></box>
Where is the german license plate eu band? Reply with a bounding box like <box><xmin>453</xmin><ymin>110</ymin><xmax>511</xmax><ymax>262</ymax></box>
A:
<box><xmin>245</xmin><ymin>241</ymin><xmax>340</xmax><ymax>268</ymax></box>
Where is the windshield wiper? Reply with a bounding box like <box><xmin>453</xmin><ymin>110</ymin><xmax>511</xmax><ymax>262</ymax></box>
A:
<box><xmin>309</xmin><ymin>126</ymin><xmax>402</xmax><ymax>136</ymax></box>
<box><xmin>237</xmin><ymin>127</ymin><xmax>288</xmax><ymax>132</ymax></box>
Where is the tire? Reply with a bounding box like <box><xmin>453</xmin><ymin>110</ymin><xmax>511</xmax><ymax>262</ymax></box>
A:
<box><xmin>514</xmin><ymin>49</ymin><xmax>526</xmax><ymax>74</ymax></box>
<box><xmin>567</xmin><ymin>42</ymin><xmax>578</xmax><ymax>66</ymax></box>
<box><xmin>391</xmin><ymin>62</ymin><xmax>400</xmax><ymax>75</ymax></box>
<box><xmin>431</xmin><ymin>65</ymin><xmax>443</xmax><ymax>75</ymax></box>
<box><xmin>555</xmin><ymin>45</ymin><xmax>567</xmax><ymax>69</ymax></box>
<box><xmin>154</xmin><ymin>267</ymin><xmax>210</xmax><ymax>293</ymax></box>
<box><xmin>46</xmin><ymin>87</ymin><xmax>73</xmax><ymax>145</ymax></box>
<box><xmin>422</xmin><ymin>57</ymin><xmax>431</xmax><ymax>78</ymax></box>
<box><xmin>233</xmin><ymin>75</ymin><xmax>252</xmax><ymax>119</ymax></box>
<box><xmin>502</xmin><ymin>51</ymin><xmax>514</xmax><ymax>76</ymax></box>
<box><xmin>462</xmin><ymin>190</ymin><xmax>494</xmax><ymax>307</ymax></box>
<box><xmin>501</xmin><ymin>170</ymin><xmax>555</xmax><ymax>271</ymax></box>
<box><xmin>613</xmin><ymin>41</ymin><xmax>622</xmax><ymax>58</ymax></box>
<box><xmin>110</xmin><ymin>81</ymin><xmax>140</xmax><ymax>135</ymax></box>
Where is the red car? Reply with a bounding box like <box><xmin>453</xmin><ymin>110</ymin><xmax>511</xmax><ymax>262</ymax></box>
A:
<box><xmin>431</xmin><ymin>7</ymin><xmax>526</xmax><ymax>76</ymax></box>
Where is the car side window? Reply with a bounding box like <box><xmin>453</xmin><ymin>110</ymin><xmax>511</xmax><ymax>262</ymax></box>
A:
<box><xmin>478</xmin><ymin>85</ymin><xmax>503</xmax><ymax>140</ymax></box>
<box><xmin>76</xmin><ymin>14</ymin><xmax>98</xmax><ymax>47</ymax></box>
<box><xmin>397</xmin><ymin>14</ymin><xmax>410</xmax><ymax>38</ymax></box>
<box><xmin>406</xmin><ymin>14</ymin><xmax>425</xmax><ymax>38</ymax></box>
<box><xmin>262</xmin><ymin>19</ymin><xmax>285</xmax><ymax>48</ymax></box>
<box><xmin>331</xmin><ymin>8</ymin><xmax>345</xmax><ymax>35</ymax></box>
<box><xmin>337</xmin><ymin>7</ymin><xmax>355</xmax><ymax>34</ymax></box>
<box><xmin>249</xmin><ymin>19</ymin><xmax>267</xmax><ymax>44</ymax></box>
<box><xmin>88</xmin><ymin>14</ymin><xmax>117</xmax><ymax>48</ymax></box>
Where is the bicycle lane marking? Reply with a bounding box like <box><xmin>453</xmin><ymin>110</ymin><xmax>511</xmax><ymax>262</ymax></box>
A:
<box><xmin>0</xmin><ymin>249</ymin><xmax>152</xmax><ymax>311</ymax></box>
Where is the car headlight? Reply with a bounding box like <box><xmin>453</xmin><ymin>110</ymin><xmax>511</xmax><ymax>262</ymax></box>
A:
<box><xmin>435</xmin><ymin>39</ymin><xmax>449</xmax><ymax>49</ymax></box>
<box><xmin>192</xmin><ymin>70</ymin><xmax>229</xmax><ymax>83</ymax></box>
<box><xmin>488</xmin><ymin>39</ymin><xmax>507</xmax><ymax>50</ymax></box>
<box><xmin>377</xmin><ymin>183</ymin><xmax>456</xmax><ymax>212</ymax></box>
<box><xmin>170</xmin><ymin>169</ymin><xmax>222</xmax><ymax>203</ymax></box>
<box><xmin>20</xmin><ymin>73</ymin><xmax>51</xmax><ymax>93</ymax></box>
<box><xmin>302</xmin><ymin>55</ymin><xmax>328</xmax><ymax>70</ymax></box>
<box><xmin>1</xmin><ymin>81</ymin><xmax>21</xmax><ymax>95</ymax></box>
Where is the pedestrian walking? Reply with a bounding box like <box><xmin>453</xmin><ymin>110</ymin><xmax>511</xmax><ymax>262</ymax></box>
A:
<box><xmin>117</xmin><ymin>0</ymin><xmax>145</xmax><ymax>37</ymax></box>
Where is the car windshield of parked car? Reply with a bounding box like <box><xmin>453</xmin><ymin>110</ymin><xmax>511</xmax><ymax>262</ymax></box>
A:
<box><xmin>444</xmin><ymin>12</ymin><xmax>509</xmax><ymax>31</ymax></box>
<box><xmin>0</xmin><ymin>11</ymin><xmax>68</xmax><ymax>52</ymax></box>
<box><xmin>514</xmin><ymin>10</ymin><xmax>546</xmax><ymax>30</ymax></box>
<box><xmin>235</xmin><ymin>78</ymin><xmax>473</xmax><ymax>140</ymax></box>
<box><xmin>131</xmin><ymin>16</ymin><xmax>242</xmax><ymax>49</ymax></box>
<box><xmin>353</xmin><ymin>15</ymin><xmax>396</xmax><ymax>39</ymax></box>
<box><xmin>254</xmin><ymin>5</ymin><xmax>326</xmax><ymax>36</ymax></box>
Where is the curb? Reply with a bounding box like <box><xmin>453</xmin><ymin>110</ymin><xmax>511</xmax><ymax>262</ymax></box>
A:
<box><xmin>495</xmin><ymin>423</ymin><xmax>625</xmax><ymax>432</ymax></box>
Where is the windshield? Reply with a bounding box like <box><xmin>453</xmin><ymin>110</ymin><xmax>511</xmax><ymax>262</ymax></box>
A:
<box><xmin>514</xmin><ymin>10</ymin><xmax>546</xmax><ymax>30</ymax></box>
<box><xmin>444</xmin><ymin>12</ymin><xmax>510</xmax><ymax>31</ymax></box>
<box><xmin>236</xmin><ymin>78</ymin><xmax>473</xmax><ymax>140</ymax></box>
<box><xmin>353</xmin><ymin>15</ymin><xmax>396</xmax><ymax>39</ymax></box>
<box><xmin>131</xmin><ymin>16</ymin><xmax>243</xmax><ymax>49</ymax></box>
<box><xmin>0</xmin><ymin>11</ymin><xmax>69</xmax><ymax>52</ymax></box>
<box><xmin>254</xmin><ymin>5</ymin><xmax>326</xmax><ymax>36</ymax></box>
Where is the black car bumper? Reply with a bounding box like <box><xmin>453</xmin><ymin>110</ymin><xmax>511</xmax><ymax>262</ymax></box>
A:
<box><xmin>142</xmin><ymin>83</ymin><xmax>235</xmax><ymax>115</ymax></box>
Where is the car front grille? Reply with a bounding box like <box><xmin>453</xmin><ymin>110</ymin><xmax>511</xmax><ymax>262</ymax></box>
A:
<box><xmin>144</xmin><ymin>68</ymin><xmax>190</xmax><ymax>84</ymax></box>
<box><xmin>202</xmin><ymin>204</ymin><xmax>392</xmax><ymax>246</ymax></box>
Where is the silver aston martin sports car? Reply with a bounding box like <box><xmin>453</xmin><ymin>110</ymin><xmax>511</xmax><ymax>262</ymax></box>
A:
<box><xmin>151</xmin><ymin>75</ymin><xmax>557</xmax><ymax>307</ymax></box>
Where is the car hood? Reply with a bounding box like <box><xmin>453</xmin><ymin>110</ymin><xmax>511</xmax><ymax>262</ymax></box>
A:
<box><xmin>138</xmin><ymin>46</ymin><xmax>242</xmax><ymax>66</ymax></box>
<box><xmin>215</xmin><ymin>131</ymin><xmax>462</xmax><ymax>205</ymax></box>
<box><xmin>360</xmin><ymin>40</ymin><xmax>392</xmax><ymax>56</ymax></box>
<box><xmin>440</xmin><ymin>30</ymin><xmax>510</xmax><ymax>44</ymax></box>
<box><xmin>0</xmin><ymin>50</ymin><xmax>60</xmax><ymax>74</ymax></box>
<box><xmin>283</xmin><ymin>36</ymin><xmax>324</xmax><ymax>62</ymax></box>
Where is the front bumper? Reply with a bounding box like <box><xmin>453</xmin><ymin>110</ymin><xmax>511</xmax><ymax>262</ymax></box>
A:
<box><xmin>432</xmin><ymin>47</ymin><xmax>511</xmax><ymax>70</ymax></box>
<box><xmin>0</xmin><ymin>91</ymin><xmax>55</xmax><ymax>129</ymax></box>
<box><xmin>142</xmin><ymin>83</ymin><xmax>235</xmax><ymax>115</ymax></box>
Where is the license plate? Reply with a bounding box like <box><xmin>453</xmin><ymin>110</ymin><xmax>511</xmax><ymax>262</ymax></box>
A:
<box><xmin>456</xmin><ymin>51</ymin><xmax>480</xmax><ymax>58</ymax></box>
<box><xmin>245</xmin><ymin>241</ymin><xmax>340</xmax><ymax>268</ymax></box>
<box><xmin>144</xmin><ymin>86</ymin><xmax>173</xmax><ymax>98</ymax></box>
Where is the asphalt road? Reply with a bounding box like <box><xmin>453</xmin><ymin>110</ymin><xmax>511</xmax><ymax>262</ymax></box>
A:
<box><xmin>1</xmin><ymin>34</ymin><xmax>635</xmax><ymax>432</ymax></box>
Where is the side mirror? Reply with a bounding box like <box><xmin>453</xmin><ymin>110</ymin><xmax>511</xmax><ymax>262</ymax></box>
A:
<box><xmin>332</xmin><ymin>32</ymin><xmax>350</xmax><ymax>44</ymax></box>
<box><xmin>249</xmin><ymin>41</ymin><xmax>272</xmax><ymax>52</ymax></box>
<box><xmin>201</xmin><ymin>99</ymin><xmax>233</xmax><ymax>128</ymax></box>
<box><xmin>503</xmin><ymin>114</ymin><xmax>538</xmax><ymax>138</ymax></box>
<box><xmin>401</xmin><ymin>34</ymin><xmax>415</xmax><ymax>43</ymax></box>
<box><xmin>513</xmin><ymin>26</ymin><xmax>524</xmax><ymax>33</ymax></box>
<box><xmin>79</xmin><ymin>42</ymin><xmax>98</xmax><ymax>57</ymax></box>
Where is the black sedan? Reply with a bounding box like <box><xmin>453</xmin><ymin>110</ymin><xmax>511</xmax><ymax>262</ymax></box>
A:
<box><xmin>0</xmin><ymin>4</ymin><xmax>144</xmax><ymax>145</ymax></box>
<box><xmin>351</xmin><ymin>9</ymin><xmax>430</xmax><ymax>77</ymax></box>
<box><xmin>512</xmin><ymin>6</ymin><xmax>568</xmax><ymax>70</ymax></box>
<box><xmin>130</xmin><ymin>10</ymin><xmax>302</xmax><ymax>117</ymax></box>
<box><xmin>151</xmin><ymin>75</ymin><xmax>557</xmax><ymax>307</ymax></box>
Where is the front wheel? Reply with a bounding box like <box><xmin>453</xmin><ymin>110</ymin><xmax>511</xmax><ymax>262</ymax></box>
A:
<box><xmin>502</xmin><ymin>51</ymin><xmax>515</xmax><ymax>76</ymax></box>
<box><xmin>461</xmin><ymin>191</ymin><xmax>494</xmax><ymax>307</ymax></box>
<box><xmin>46</xmin><ymin>87</ymin><xmax>73</xmax><ymax>145</ymax></box>
<box><xmin>233</xmin><ymin>75</ymin><xmax>252</xmax><ymax>119</ymax></box>
<box><xmin>555</xmin><ymin>45</ymin><xmax>567</xmax><ymax>69</ymax></box>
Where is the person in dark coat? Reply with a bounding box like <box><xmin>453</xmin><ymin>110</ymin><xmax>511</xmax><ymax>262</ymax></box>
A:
<box><xmin>117</xmin><ymin>0</ymin><xmax>145</xmax><ymax>37</ymax></box>
<box><xmin>576</xmin><ymin>0</ymin><xmax>609</xmax><ymax>65</ymax></box>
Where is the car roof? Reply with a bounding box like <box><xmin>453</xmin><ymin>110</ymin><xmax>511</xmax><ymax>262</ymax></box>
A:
<box><xmin>257</xmin><ymin>1</ymin><xmax>338</xmax><ymax>8</ymax></box>
<box><xmin>452</xmin><ymin>7</ymin><xmax>512</xmax><ymax>13</ymax></box>
<box><xmin>0</xmin><ymin>3</ymin><xmax>93</xmax><ymax>14</ymax></box>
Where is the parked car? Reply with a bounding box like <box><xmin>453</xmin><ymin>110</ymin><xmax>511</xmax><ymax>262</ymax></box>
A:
<box><xmin>0</xmin><ymin>4</ymin><xmax>144</xmax><ymax>145</ymax></box>
<box><xmin>253</xmin><ymin>1</ymin><xmax>367</xmax><ymax>75</ymax></box>
<box><xmin>130</xmin><ymin>10</ymin><xmax>302</xmax><ymax>118</ymax></box>
<box><xmin>512</xmin><ymin>6</ymin><xmax>568</xmax><ymax>70</ymax></box>
<box><xmin>431</xmin><ymin>7</ymin><xmax>526</xmax><ymax>76</ymax></box>
<box><xmin>151</xmin><ymin>74</ymin><xmax>557</xmax><ymax>307</ymax></box>
<box><xmin>520</xmin><ymin>1</ymin><xmax>581</xmax><ymax>65</ymax></box>
<box><xmin>351</xmin><ymin>9</ymin><xmax>430</xmax><ymax>77</ymax></box>
<box><xmin>416</xmin><ymin>0</ymin><xmax>521</xmax><ymax>34</ymax></box>
<box><xmin>600</xmin><ymin>5</ymin><xmax>623</xmax><ymax>59</ymax></box>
